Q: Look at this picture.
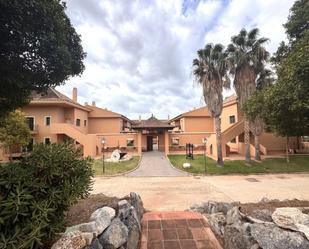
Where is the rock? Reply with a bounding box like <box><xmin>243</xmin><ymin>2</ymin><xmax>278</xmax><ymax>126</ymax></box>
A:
<box><xmin>99</xmin><ymin>218</ymin><xmax>128</xmax><ymax>249</ymax></box>
<box><xmin>51</xmin><ymin>231</ymin><xmax>86</xmax><ymax>249</ymax></box>
<box><xmin>226</xmin><ymin>207</ymin><xmax>242</xmax><ymax>225</ymax></box>
<box><xmin>85</xmin><ymin>238</ymin><xmax>103</xmax><ymax>249</ymax></box>
<box><xmin>251</xmin><ymin>209</ymin><xmax>273</xmax><ymax>222</ymax></box>
<box><xmin>208</xmin><ymin>212</ymin><xmax>226</xmax><ymax>237</ymax></box>
<box><xmin>65</xmin><ymin>221</ymin><xmax>99</xmax><ymax>236</ymax></box>
<box><xmin>250</xmin><ymin>223</ymin><xmax>309</xmax><ymax>249</ymax></box>
<box><xmin>223</xmin><ymin>223</ymin><xmax>256</xmax><ymax>249</ymax></box>
<box><xmin>272</xmin><ymin>207</ymin><xmax>309</xmax><ymax>240</ymax></box>
<box><xmin>122</xmin><ymin>207</ymin><xmax>141</xmax><ymax>249</ymax></box>
<box><xmin>90</xmin><ymin>206</ymin><xmax>116</xmax><ymax>221</ymax></box>
<box><xmin>129</xmin><ymin>192</ymin><xmax>144</xmax><ymax>221</ymax></box>
<box><xmin>183</xmin><ymin>163</ymin><xmax>191</xmax><ymax>168</ymax></box>
<box><xmin>203</xmin><ymin>201</ymin><xmax>233</xmax><ymax>215</ymax></box>
<box><xmin>82</xmin><ymin>232</ymin><xmax>95</xmax><ymax>245</ymax></box>
<box><xmin>90</xmin><ymin>206</ymin><xmax>115</xmax><ymax>235</ymax></box>
<box><xmin>118</xmin><ymin>200</ymin><xmax>131</xmax><ymax>220</ymax></box>
<box><xmin>110</xmin><ymin>149</ymin><xmax>121</xmax><ymax>162</ymax></box>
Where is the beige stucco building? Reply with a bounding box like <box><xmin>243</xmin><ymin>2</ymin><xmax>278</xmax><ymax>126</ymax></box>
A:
<box><xmin>0</xmin><ymin>87</ymin><xmax>297</xmax><ymax>161</ymax></box>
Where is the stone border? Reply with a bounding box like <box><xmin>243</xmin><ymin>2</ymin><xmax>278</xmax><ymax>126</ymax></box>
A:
<box><xmin>166</xmin><ymin>155</ymin><xmax>309</xmax><ymax>177</ymax></box>
<box><xmin>94</xmin><ymin>156</ymin><xmax>142</xmax><ymax>178</ymax></box>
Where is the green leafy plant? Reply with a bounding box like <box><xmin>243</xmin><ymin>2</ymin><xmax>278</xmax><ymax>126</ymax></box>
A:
<box><xmin>0</xmin><ymin>142</ymin><xmax>93</xmax><ymax>249</ymax></box>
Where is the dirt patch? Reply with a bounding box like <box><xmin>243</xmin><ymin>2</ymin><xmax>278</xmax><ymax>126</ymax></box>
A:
<box><xmin>239</xmin><ymin>199</ymin><xmax>309</xmax><ymax>216</ymax></box>
<box><xmin>66</xmin><ymin>194</ymin><xmax>119</xmax><ymax>226</ymax></box>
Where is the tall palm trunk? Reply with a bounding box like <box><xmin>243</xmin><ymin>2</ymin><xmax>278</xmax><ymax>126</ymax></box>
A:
<box><xmin>254</xmin><ymin>135</ymin><xmax>261</xmax><ymax>161</ymax></box>
<box><xmin>244</xmin><ymin>117</ymin><xmax>251</xmax><ymax>163</ymax></box>
<box><xmin>215</xmin><ymin>117</ymin><xmax>223</xmax><ymax>166</ymax></box>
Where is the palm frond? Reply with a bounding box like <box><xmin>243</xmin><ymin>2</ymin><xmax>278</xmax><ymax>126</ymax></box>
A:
<box><xmin>248</xmin><ymin>28</ymin><xmax>259</xmax><ymax>40</ymax></box>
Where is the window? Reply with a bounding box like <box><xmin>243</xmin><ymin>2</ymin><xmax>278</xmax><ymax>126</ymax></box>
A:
<box><xmin>76</xmin><ymin>119</ymin><xmax>81</xmax><ymax>126</ymax></box>
<box><xmin>26</xmin><ymin>117</ymin><xmax>35</xmax><ymax>131</ymax></box>
<box><xmin>172</xmin><ymin>138</ymin><xmax>180</xmax><ymax>146</ymax></box>
<box><xmin>127</xmin><ymin>139</ymin><xmax>134</xmax><ymax>147</ymax></box>
<box><xmin>44</xmin><ymin>137</ymin><xmax>51</xmax><ymax>145</ymax></box>
<box><xmin>22</xmin><ymin>138</ymin><xmax>34</xmax><ymax>152</ymax></box>
<box><xmin>84</xmin><ymin>120</ymin><xmax>87</xmax><ymax>126</ymax></box>
<box><xmin>45</xmin><ymin>116</ymin><xmax>51</xmax><ymax>126</ymax></box>
<box><xmin>229</xmin><ymin>115</ymin><xmax>236</xmax><ymax>124</ymax></box>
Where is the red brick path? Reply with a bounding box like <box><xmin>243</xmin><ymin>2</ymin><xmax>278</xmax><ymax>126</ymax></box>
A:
<box><xmin>140</xmin><ymin>211</ymin><xmax>222</xmax><ymax>249</ymax></box>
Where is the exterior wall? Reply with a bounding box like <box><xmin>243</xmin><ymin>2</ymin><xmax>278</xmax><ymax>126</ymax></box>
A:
<box><xmin>259</xmin><ymin>133</ymin><xmax>298</xmax><ymax>152</ymax></box>
<box><xmin>88</xmin><ymin>118</ymin><xmax>122</xmax><ymax>133</ymax></box>
<box><xmin>74</xmin><ymin>108</ymin><xmax>88</xmax><ymax>133</ymax></box>
<box><xmin>100</xmin><ymin>133</ymin><xmax>139</xmax><ymax>152</ymax></box>
<box><xmin>183</xmin><ymin>117</ymin><xmax>214</xmax><ymax>132</ymax></box>
<box><xmin>220</xmin><ymin>103</ymin><xmax>239</xmax><ymax>131</ymax></box>
<box><xmin>22</xmin><ymin>106</ymin><xmax>65</xmax><ymax>144</ymax></box>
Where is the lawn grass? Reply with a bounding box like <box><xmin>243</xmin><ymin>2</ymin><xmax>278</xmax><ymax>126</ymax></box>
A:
<box><xmin>168</xmin><ymin>154</ymin><xmax>309</xmax><ymax>175</ymax></box>
<box><xmin>92</xmin><ymin>156</ymin><xmax>140</xmax><ymax>176</ymax></box>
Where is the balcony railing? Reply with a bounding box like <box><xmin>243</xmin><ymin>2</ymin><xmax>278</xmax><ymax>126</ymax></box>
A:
<box><xmin>29</xmin><ymin>124</ymin><xmax>38</xmax><ymax>133</ymax></box>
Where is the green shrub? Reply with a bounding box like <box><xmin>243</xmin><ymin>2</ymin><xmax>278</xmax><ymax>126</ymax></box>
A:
<box><xmin>0</xmin><ymin>142</ymin><xmax>94</xmax><ymax>249</ymax></box>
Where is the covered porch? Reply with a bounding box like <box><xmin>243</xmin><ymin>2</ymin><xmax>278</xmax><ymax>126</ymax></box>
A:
<box><xmin>132</xmin><ymin>116</ymin><xmax>174</xmax><ymax>155</ymax></box>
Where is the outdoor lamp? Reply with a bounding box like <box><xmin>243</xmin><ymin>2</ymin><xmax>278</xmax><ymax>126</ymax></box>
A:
<box><xmin>202</xmin><ymin>138</ymin><xmax>208</xmax><ymax>174</ymax></box>
<box><xmin>101</xmin><ymin>138</ymin><xmax>106</xmax><ymax>174</ymax></box>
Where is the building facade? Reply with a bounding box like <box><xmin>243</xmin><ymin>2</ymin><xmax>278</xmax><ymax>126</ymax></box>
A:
<box><xmin>0</xmin><ymin>88</ymin><xmax>297</xmax><ymax>161</ymax></box>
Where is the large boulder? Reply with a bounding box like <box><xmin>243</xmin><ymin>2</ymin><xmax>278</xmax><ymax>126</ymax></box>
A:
<box><xmin>226</xmin><ymin>207</ymin><xmax>242</xmax><ymax>226</ymax></box>
<box><xmin>251</xmin><ymin>209</ymin><xmax>273</xmax><ymax>222</ymax></box>
<box><xmin>272</xmin><ymin>207</ymin><xmax>309</xmax><ymax>240</ymax></box>
<box><xmin>223</xmin><ymin>223</ymin><xmax>257</xmax><ymax>249</ymax></box>
<box><xmin>208</xmin><ymin>212</ymin><xmax>226</xmax><ymax>237</ymax></box>
<box><xmin>90</xmin><ymin>206</ymin><xmax>116</xmax><ymax>235</ymax></box>
<box><xmin>84</xmin><ymin>238</ymin><xmax>103</xmax><ymax>249</ymax></box>
<box><xmin>122</xmin><ymin>207</ymin><xmax>141</xmax><ymax>249</ymax></box>
<box><xmin>51</xmin><ymin>231</ymin><xmax>86</xmax><ymax>249</ymax></box>
<box><xmin>129</xmin><ymin>192</ymin><xmax>144</xmax><ymax>221</ymax></box>
<box><xmin>99</xmin><ymin>218</ymin><xmax>128</xmax><ymax>249</ymax></box>
<box><xmin>250</xmin><ymin>223</ymin><xmax>309</xmax><ymax>249</ymax></box>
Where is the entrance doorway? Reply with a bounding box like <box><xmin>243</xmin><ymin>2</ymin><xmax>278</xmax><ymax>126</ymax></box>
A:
<box><xmin>147</xmin><ymin>136</ymin><xmax>153</xmax><ymax>151</ymax></box>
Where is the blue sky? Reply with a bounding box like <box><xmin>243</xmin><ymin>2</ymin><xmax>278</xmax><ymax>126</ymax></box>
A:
<box><xmin>58</xmin><ymin>0</ymin><xmax>294</xmax><ymax>119</ymax></box>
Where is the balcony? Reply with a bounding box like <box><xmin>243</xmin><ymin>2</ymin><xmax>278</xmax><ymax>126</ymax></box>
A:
<box><xmin>29</xmin><ymin>124</ymin><xmax>38</xmax><ymax>134</ymax></box>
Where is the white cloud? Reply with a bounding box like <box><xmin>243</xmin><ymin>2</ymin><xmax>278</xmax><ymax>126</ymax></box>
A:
<box><xmin>58</xmin><ymin>0</ymin><xmax>295</xmax><ymax>119</ymax></box>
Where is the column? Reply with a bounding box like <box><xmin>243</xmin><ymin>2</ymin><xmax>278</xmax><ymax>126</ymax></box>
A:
<box><xmin>164</xmin><ymin>130</ymin><xmax>169</xmax><ymax>155</ymax></box>
<box><xmin>138</xmin><ymin>131</ymin><xmax>142</xmax><ymax>156</ymax></box>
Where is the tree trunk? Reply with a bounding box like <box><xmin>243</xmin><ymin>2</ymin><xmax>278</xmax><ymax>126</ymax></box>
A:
<box><xmin>286</xmin><ymin>136</ymin><xmax>290</xmax><ymax>163</ymax></box>
<box><xmin>244</xmin><ymin>117</ymin><xmax>251</xmax><ymax>164</ymax></box>
<box><xmin>215</xmin><ymin>117</ymin><xmax>224</xmax><ymax>167</ymax></box>
<box><xmin>254</xmin><ymin>135</ymin><xmax>261</xmax><ymax>161</ymax></box>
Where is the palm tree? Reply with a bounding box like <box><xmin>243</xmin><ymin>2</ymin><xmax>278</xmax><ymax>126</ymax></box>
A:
<box><xmin>226</xmin><ymin>28</ymin><xmax>269</xmax><ymax>163</ymax></box>
<box><xmin>252</xmin><ymin>69</ymin><xmax>274</xmax><ymax>161</ymax></box>
<box><xmin>193</xmin><ymin>43</ymin><xmax>230</xmax><ymax>166</ymax></box>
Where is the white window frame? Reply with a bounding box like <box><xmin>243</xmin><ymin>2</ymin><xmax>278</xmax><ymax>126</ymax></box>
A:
<box><xmin>44</xmin><ymin>137</ymin><xmax>51</xmax><ymax>145</ymax></box>
<box><xmin>44</xmin><ymin>116</ymin><xmax>51</xmax><ymax>126</ymax></box>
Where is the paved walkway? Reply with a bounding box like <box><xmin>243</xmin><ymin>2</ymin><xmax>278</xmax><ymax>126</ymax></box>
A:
<box><xmin>92</xmin><ymin>174</ymin><xmax>309</xmax><ymax>211</ymax></box>
<box><xmin>126</xmin><ymin>151</ymin><xmax>187</xmax><ymax>177</ymax></box>
<box><xmin>141</xmin><ymin>211</ymin><xmax>222</xmax><ymax>249</ymax></box>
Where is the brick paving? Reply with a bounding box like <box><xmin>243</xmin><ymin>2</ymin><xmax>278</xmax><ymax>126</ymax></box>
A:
<box><xmin>140</xmin><ymin>211</ymin><xmax>222</xmax><ymax>249</ymax></box>
<box><xmin>126</xmin><ymin>151</ymin><xmax>187</xmax><ymax>177</ymax></box>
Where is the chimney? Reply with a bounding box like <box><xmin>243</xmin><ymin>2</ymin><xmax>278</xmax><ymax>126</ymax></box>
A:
<box><xmin>168</xmin><ymin>114</ymin><xmax>170</xmax><ymax>120</ymax></box>
<box><xmin>72</xmin><ymin>87</ymin><xmax>77</xmax><ymax>102</ymax></box>
<box><xmin>84</xmin><ymin>102</ymin><xmax>88</xmax><ymax>106</ymax></box>
<box><xmin>139</xmin><ymin>115</ymin><xmax>141</xmax><ymax>122</ymax></box>
<box><xmin>92</xmin><ymin>101</ymin><xmax>96</xmax><ymax>107</ymax></box>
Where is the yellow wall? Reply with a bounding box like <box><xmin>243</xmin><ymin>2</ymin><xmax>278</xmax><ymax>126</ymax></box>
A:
<box><xmin>88</xmin><ymin>118</ymin><xmax>122</xmax><ymax>133</ymax></box>
<box><xmin>22</xmin><ymin>106</ymin><xmax>65</xmax><ymax>143</ymax></box>
<box><xmin>220</xmin><ymin>103</ymin><xmax>238</xmax><ymax>131</ymax></box>
<box><xmin>184</xmin><ymin>117</ymin><xmax>214</xmax><ymax>132</ymax></box>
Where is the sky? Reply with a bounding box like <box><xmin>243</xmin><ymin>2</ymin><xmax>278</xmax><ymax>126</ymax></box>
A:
<box><xmin>58</xmin><ymin>0</ymin><xmax>294</xmax><ymax>120</ymax></box>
